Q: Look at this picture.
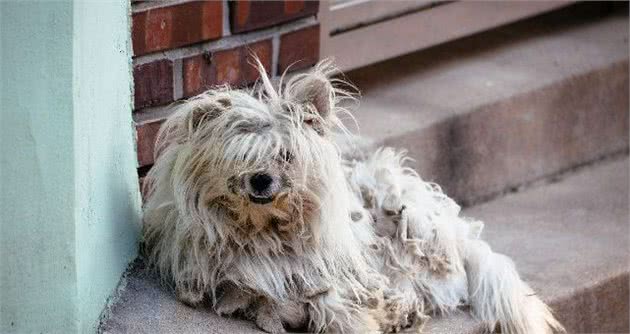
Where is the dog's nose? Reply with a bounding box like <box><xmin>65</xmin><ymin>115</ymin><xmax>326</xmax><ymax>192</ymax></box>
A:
<box><xmin>249</xmin><ymin>173</ymin><xmax>273</xmax><ymax>193</ymax></box>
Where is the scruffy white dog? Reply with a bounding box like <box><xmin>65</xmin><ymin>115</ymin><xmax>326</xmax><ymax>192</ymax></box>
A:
<box><xmin>142</xmin><ymin>60</ymin><xmax>564</xmax><ymax>334</ymax></box>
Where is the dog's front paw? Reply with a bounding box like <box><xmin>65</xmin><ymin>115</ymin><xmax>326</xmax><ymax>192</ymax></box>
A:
<box><xmin>175</xmin><ymin>283</ymin><xmax>205</xmax><ymax>307</ymax></box>
<box><xmin>255</xmin><ymin>300</ymin><xmax>285</xmax><ymax>334</ymax></box>
<box><xmin>381</xmin><ymin>292</ymin><xmax>427</xmax><ymax>333</ymax></box>
<box><xmin>215</xmin><ymin>288</ymin><xmax>254</xmax><ymax>316</ymax></box>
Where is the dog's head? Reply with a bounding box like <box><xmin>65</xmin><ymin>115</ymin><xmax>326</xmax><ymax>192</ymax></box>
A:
<box><xmin>150</xmin><ymin>60</ymin><xmax>355</xmax><ymax>243</ymax></box>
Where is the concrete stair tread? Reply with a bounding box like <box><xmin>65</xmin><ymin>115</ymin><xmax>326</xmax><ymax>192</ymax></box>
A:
<box><xmin>339</xmin><ymin>6</ymin><xmax>628</xmax><ymax>205</ymax></box>
<box><xmin>100</xmin><ymin>157</ymin><xmax>629</xmax><ymax>333</ymax></box>
<box><xmin>346</xmin><ymin>9</ymin><xmax>628</xmax><ymax>144</ymax></box>
<box><xmin>425</xmin><ymin>157</ymin><xmax>629</xmax><ymax>334</ymax></box>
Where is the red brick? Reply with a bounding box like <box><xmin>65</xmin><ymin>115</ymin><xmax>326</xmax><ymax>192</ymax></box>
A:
<box><xmin>182</xmin><ymin>39</ymin><xmax>272</xmax><ymax>97</ymax></box>
<box><xmin>136</xmin><ymin>119</ymin><xmax>164</xmax><ymax>167</ymax></box>
<box><xmin>243</xmin><ymin>40</ymin><xmax>273</xmax><ymax>83</ymax></box>
<box><xmin>182</xmin><ymin>54</ymin><xmax>208</xmax><ymax>98</ymax></box>
<box><xmin>230</xmin><ymin>1</ymin><xmax>319</xmax><ymax>33</ymax></box>
<box><xmin>278</xmin><ymin>24</ymin><xmax>320</xmax><ymax>74</ymax></box>
<box><xmin>285</xmin><ymin>1</ymin><xmax>306</xmax><ymax>15</ymax></box>
<box><xmin>132</xmin><ymin>1</ymin><xmax>222</xmax><ymax>56</ymax></box>
<box><xmin>134</xmin><ymin>59</ymin><xmax>173</xmax><ymax>109</ymax></box>
<box><xmin>214</xmin><ymin>48</ymin><xmax>242</xmax><ymax>86</ymax></box>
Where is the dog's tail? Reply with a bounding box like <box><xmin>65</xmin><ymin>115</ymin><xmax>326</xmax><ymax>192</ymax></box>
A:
<box><xmin>463</xmin><ymin>239</ymin><xmax>565</xmax><ymax>334</ymax></box>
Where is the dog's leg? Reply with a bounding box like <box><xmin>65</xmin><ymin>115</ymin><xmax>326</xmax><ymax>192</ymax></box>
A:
<box><xmin>277</xmin><ymin>299</ymin><xmax>308</xmax><ymax>331</ymax></box>
<box><xmin>175</xmin><ymin>281</ymin><xmax>205</xmax><ymax>307</ymax></box>
<box><xmin>254</xmin><ymin>298</ymin><xmax>286</xmax><ymax>334</ymax></box>
<box><xmin>377</xmin><ymin>287</ymin><xmax>427</xmax><ymax>333</ymax></box>
<box><xmin>305</xmin><ymin>287</ymin><xmax>380</xmax><ymax>334</ymax></box>
<box><xmin>464</xmin><ymin>239</ymin><xmax>564</xmax><ymax>334</ymax></box>
<box><xmin>215</xmin><ymin>286</ymin><xmax>255</xmax><ymax>316</ymax></box>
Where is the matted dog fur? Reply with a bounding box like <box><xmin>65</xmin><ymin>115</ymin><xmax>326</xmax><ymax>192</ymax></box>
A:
<box><xmin>142</xmin><ymin>59</ymin><xmax>564</xmax><ymax>334</ymax></box>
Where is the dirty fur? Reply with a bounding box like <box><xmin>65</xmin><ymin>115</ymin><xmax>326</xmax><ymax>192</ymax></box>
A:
<box><xmin>142</xmin><ymin>59</ymin><xmax>564</xmax><ymax>334</ymax></box>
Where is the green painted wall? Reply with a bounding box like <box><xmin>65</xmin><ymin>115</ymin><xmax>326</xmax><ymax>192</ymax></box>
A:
<box><xmin>72</xmin><ymin>1</ymin><xmax>141</xmax><ymax>333</ymax></box>
<box><xmin>1</xmin><ymin>2</ymin><xmax>78</xmax><ymax>332</ymax></box>
<box><xmin>0</xmin><ymin>1</ymin><xmax>140</xmax><ymax>333</ymax></box>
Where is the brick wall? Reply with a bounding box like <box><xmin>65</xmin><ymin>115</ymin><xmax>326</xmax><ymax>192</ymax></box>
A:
<box><xmin>132</xmin><ymin>0</ymin><xmax>320</xmax><ymax>177</ymax></box>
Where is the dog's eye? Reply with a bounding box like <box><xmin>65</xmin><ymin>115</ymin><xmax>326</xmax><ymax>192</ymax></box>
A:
<box><xmin>303</xmin><ymin>114</ymin><xmax>325</xmax><ymax>136</ymax></box>
<box><xmin>303</xmin><ymin>113</ymin><xmax>318</xmax><ymax>126</ymax></box>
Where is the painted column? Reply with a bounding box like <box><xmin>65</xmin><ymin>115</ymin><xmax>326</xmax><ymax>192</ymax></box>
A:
<box><xmin>0</xmin><ymin>1</ymin><xmax>141</xmax><ymax>333</ymax></box>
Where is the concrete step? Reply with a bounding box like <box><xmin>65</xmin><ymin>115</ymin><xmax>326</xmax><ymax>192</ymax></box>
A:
<box><xmin>425</xmin><ymin>156</ymin><xmax>629</xmax><ymax>333</ymax></box>
<box><xmin>345</xmin><ymin>3</ymin><xmax>629</xmax><ymax>205</ymax></box>
<box><xmin>99</xmin><ymin>156</ymin><xmax>629</xmax><ymax>334</ymax></box>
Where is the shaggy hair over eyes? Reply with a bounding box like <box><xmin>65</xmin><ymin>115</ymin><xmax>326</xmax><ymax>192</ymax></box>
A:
<box><xmin>141</xmin><ymin>59</ymin><xmax>564</xmax><ymax>334</ymax></box>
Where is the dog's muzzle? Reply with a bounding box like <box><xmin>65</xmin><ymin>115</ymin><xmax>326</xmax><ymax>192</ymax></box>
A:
<box><xmin>246</xmin><ymin>172</ymin><xmax>279</xmax><ymax>205</ymax></box>
<box><xmin>248</xmin><ymin>193</ymin><xmax>274</xmax><ymax>204</ymax></box>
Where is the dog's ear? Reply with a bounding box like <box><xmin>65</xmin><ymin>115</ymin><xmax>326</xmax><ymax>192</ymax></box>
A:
<box><xmin>290</xmin><ymin>74</ymin><xmax>333</xmax><ymax>120</ymax></box>
<box><xmin>187</xmin><ymin>96</ymin><xmax>231</xmax><ymax>131</ymax></box>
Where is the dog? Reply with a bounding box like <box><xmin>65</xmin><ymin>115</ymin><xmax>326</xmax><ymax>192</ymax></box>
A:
<box><xmin>141</xmin><ymin>59</ymin><xmax>564</xmax><ymax>334</ymax></box>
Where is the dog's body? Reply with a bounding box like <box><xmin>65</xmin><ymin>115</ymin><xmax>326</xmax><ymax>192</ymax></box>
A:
<box><xmin>142</xmin><ymin>61</ymin><xmax>563</xmax><ymax>333</ymax></box>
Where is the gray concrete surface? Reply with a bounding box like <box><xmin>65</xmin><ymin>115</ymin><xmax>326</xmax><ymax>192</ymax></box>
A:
<box><xmin>100</xmin><ymin>157</ymin><xmax>629</xmax><ymax>333</ymax></box>
<box><xmin>346</xmin><ymin>6</ymin><xmax>629</xmax><ymax>205</ymax></box>
<box><xmin>425</xmin><ymin>156</ymin><xmax>630</xmax><ymax>334</ymax></box>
